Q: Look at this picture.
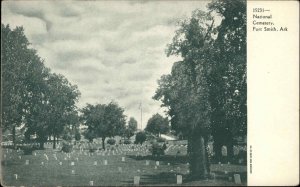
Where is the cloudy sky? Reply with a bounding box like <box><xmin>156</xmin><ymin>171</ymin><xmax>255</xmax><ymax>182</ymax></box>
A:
<box><xmin>2</xmin><ymin>0</ymin><xmax>210</xmax><ymax>129</ymax></box>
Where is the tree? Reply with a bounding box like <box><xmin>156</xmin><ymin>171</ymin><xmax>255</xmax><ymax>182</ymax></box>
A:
<box><xmin>124</xmin><ymin>117</ymin><xmax>137</xmax><ymax>139</ymax></box>
<box><xmin>1</xmin><ymin>24</ymin><xmax>48</xmax><ymax>148</ymax></box>
<box><xmin>154</xmin><ymin>0</ymin><xmax>246</xmax><ymax>179</ymax></box>
<box><xmin>45</xmin><ymin>73</ymin><xmax>80</xmax><ymax>149</ymax></box>
<box><xmin>81</xmin><ymin>102</ymin><xmax>126</xmax><ymax>149</ymax></box>
<box><xmin>145</xmin><ymin>114</ymin><xmax>169</xmax><ymax>137</ymax></box>
<box><xmin>135</xmin><ymin>131</ymin><xmax>147</xmax><ymax>145</ymax></box>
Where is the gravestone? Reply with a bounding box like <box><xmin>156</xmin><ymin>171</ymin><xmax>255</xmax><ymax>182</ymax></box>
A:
<box><xmin>104</xmin><ymin>160</ymin><xmax>108</xmax><ymax>165</ymax></box>
<box><xmin>234</xmin><ymin>174</ymin><xmax>242</xmax><ymax>184</ymax></box>
<box><xmin>89</xmin><ymin>181</ymin><xmax>94</xmax><ymax>186</ymax></box>
<box><xmin>134</xmin><ymin>176</ymin><xmax>140</xmax><ymax>185</ymax></box>
<box><xmin>41</xmin><ymin>162</ymin><xmax>44</xmax><ymax>165</ymax></box>
<box><xmin>137</xmin><ymin>169</ymin><xmax>141</xmax><ymax>173</ymax></box>
<box><xmin>154</xmin><ymin>166</ymin><xmax>157</xmax><ymax>169</ymax></box>
<box><xmin>156</xmin><ymin>161</ymin><xmax>159</xmax><ymax>166</ymax></box>
<box><xmin>25</xmin><ymin>160</ymin><xmax>29</xmax><ymax>165</ymax></box>
<box><xmin>211</xmin><ymin>172</ymin><xmax>216</xmax><ymax>180</ymax></box>
<box><xmin>118</xmin><ymin>167</ymin><xmax>122</xmax><ymax>172</ymax></box>
<box><xmin>177</xmin><ymin>175</ymin><xmax>182</xmax><ymax>184</ymax></box>
<box><xmin>59</xmin><ymin>162</ymin><xmax>62</xmax><ymax>165</ymax></box>
<box><xmin>71</xmin><ymin>170</ymin><xmax>75</xmax><ymax>174</ymax></box>
<box><xmin>19</xmin><ymin>156</ymin><xmax>22</xmax><ymax>159</ymax></box>
<box><xmin>34</xmin><ymin>152</ymin><xmax>37</xmax><ymax>156</ymax></box>
<box><xmin>94</xmin><ymin>161</ymin><xmax>97</xmax><ymax>166</ymax></box>
<box><xmin>14</xmin><ymin>174</ymin><xmax>18</xmax><ymax>180</ymax></box>
<box><xmin>224</xmin><ymin>171</ymin><xmax>228</xmax><ymax>174</ymax></box>
<box><xmin>71</xmin><ymin>162</ymin><xmax>75</xmax><ymax>166</ymax></box>
<box><xmin>145</xmin><ymin>160</ymin><xmax>149</xmax><ymax>165</ymax></box>
<box><xmin>168</xmin><ymin>163</ymin><xmax>170</xmax><ymax>166</ymax></box>
<box><xmin>122</xmin><ymin>157</ymin><xmax>125</xmax><ymax>162</ymax></box>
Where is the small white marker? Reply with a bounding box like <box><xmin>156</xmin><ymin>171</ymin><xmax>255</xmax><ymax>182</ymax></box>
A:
<box><xmin>177</xmin><ymin>175</ymin><xmax>182</xmax><ymax>184</ymax></box>
<box><xmin>134</xmin><ymin>176</ymin><xmax>140</xmax><ymax>185</ymax></box>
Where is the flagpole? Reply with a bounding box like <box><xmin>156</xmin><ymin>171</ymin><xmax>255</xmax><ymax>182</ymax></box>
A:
<box><xmin>140</xmin><ymin>102</ymin><xmax>142</xmax><ymax>130</ymax></box>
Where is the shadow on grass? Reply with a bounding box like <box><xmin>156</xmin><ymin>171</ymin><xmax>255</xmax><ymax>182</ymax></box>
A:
<box><xmin>127</xmin><ymin>155</ymin><xmax>188</xmax><ymax>165</ymax></box>
<box><xmin>121</xmin><ymin>171</ymin><xmax>247</xmax><ymax>186</ymax></box>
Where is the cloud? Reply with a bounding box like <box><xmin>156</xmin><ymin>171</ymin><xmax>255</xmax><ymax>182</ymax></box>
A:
<box><xmin>2</xmin><ymin>0</ymin><xmax>209</xmax><ymax>128</ymax></box>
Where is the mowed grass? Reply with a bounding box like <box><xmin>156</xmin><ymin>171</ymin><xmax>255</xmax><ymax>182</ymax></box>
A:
<box><xmin>1</xmin><ymin>143</ymin><xmax>247</xmax><ymax>186</ymax></box>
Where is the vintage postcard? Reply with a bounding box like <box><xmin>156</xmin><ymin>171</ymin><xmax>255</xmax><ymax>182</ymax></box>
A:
<box><xmin>1</xmin><ymin>0</ymin><xmax>298</xmax><ymax>186</ymax></box>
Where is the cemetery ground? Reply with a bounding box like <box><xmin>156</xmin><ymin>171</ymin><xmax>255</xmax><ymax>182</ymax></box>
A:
<box><xmin>1</xmin><ymin>142</ymin><xmax>247</xmax><ymax>186</ymax></box>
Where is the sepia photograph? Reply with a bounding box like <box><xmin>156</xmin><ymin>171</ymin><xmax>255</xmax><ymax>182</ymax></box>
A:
<box><xmin>1</xmin><ymin>0</ymin><xmax>248</xmax><ymax>186</ymax></box>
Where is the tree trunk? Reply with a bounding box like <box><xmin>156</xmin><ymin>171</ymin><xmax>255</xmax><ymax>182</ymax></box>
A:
<box><xmin>189</xmin><ymin>134</ymin><xmax>209</xmax><ymax>179</ymax></box>
<box><xmin>226</xmin><ymin>141</ymin><xmax>234</xmax><ymax>163</ymax></box>
<box><xmin>12</xmin><ymin>125</ymin><xmax>16</xmax><ymax>149</ymax></box>
<box><xmin>204</xmin><ymin>137</ymin><xmax>211</xmax><ymax>174</ymax></box>
<box><xmin>214</xmin><ymin>141</ymin><xmax>222</xmax><ymax>163</ymax></box>
<box><xmin>40</xmin><ymin>142</ymin><xmax>45</xmax><ymax>149</ymax></box>
<box><xmin>102</xmin><ymin>137</ymin><xmax>106</xmax><ymax>150</ymax></box>
<box><xmin>53</xmin><ymin>135</ymin><xmax>56</xmax><ymax>149</ymax></box>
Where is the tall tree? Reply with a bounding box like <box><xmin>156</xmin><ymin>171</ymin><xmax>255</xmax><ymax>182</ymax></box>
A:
<box><xmin>154</xmin><ymin>0</ymin><xmax>246</xmax><ymax>179</ymax></box>
<box><xmin>145</xmin><ymin>114</ymin><xmax>169</xmax><ymax>137</ymax></box>
<box><xmin>1</xmin><ymin>24</ymin><xmax>48</xmax><ymax>148</ymax></box>
<box><xmin>81</xmin><ymin>102</ymin><xmax>126</xmax><ymax>149</ymax></box>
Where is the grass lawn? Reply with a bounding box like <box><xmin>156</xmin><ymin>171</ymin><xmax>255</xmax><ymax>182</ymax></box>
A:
<box><xmin>1</xmin><ymin>143</ymin><xmax>246</xmax><ymax>186</ymax></box>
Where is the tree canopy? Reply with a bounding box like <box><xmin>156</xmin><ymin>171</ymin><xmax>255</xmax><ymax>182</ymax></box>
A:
<box><xmin>145</xmin><ymin>114</ymin><xmax>169</xmax><ymax>136</ymax></box>
<box><xmin>153</xmin><ymin>0</ymin><xmax>246</xmax><ymax>179</ymax></box>
<box><xmin>81</xmin><ymin>102</ymin><xmax>126</xmax><ymax>149</ymax></box>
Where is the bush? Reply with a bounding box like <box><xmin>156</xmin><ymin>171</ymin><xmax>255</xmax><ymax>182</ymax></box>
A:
<box><xmin>107</xmin><ymin>138</ymin><xmax>116</xmax><ymax>145</ymax></box>
<box><xmin>61</xmin><ymin>142</ymin><xmax>73</xmax><ymax>153</ymax></box>
<box><xmin>21</xmin><ymin>145</ymin><xmax>35</xmax><ymax>155</ymax></box>
<box><xmin>135</xmin><ymin>131</ymin><xmax>147</xmax><ymax>144</ymax></box>
<box><xmin>150</xmin><ymin>142</ymin><xmax>165</xmax><ymax>156</ymax></box>
<box><xmin>124</xmin><ymin>139</ymin><xmax>131</xmax><ymax>144</ymax></box>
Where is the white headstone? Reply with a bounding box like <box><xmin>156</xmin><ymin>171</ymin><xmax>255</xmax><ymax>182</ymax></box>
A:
<box><xmin>89</xmin><ymin>181</ymin><xmax>94</xmax><ymax>186</ymax></box>
<box><xmin>25</xmin><ymin>160</ymin><xmax>29</xmax><ymax>165</ymax></box>
<box><xmin>224</xmin><ymin>171</ymin><xmax>228</xmax><ymax>174</ymax></box>
<box><xmin>94</xmin><ymin>161</ymin><xmax>97</xmax><ymax>166</ymax></box>
<box><xmin>211</xmin><ymin>172</ymin><xmax>216</xmax><ymax>180</ymax></box>
<box><xmin>122</xmin><ymin>157</ymin><xmax>125</xmax><ymax>162</ymax></box>
<box><xmin>34</xmin><ymin>152</ymin><xmax>37</xmax><ymax>156</ymax></box>
<box><xmin>176</xmin><ymin>175</ymin><xmax>182</xmax><ymax>184</ymax></box>
<box><xmin>137</xmin><ymin>169</ymin><xmax>141</xmax><ymax>173</ymax></box>
<box><xmin>146</xmin><ymin>160</ymin><xmax>149</xmax><ymax>165</ymax></box>
<box><xmin>134</xmin><ymin>176</ymin><xmax>140</xmax><ymax>185</ymax></box>
<box><xmin>234</xmin><ymin>174</ymin><xmax>242</xmax><ymax>184</ymax></box>
<box><xmin>118</xmin><ymin>167</ymin><xmax>122</xmax><ymax>172</ymax></box>
<box><xmin>41</xmin><ymin>162</ymin><xmax>44</xmax><ymax>165</ymax></box>
<box><xmin>154</xmin><ymin>166</ymin><xmax>157</xmax><ymax>169</ymax></box>
<box><xmin>156</xmin><ymin>161</ymin><xmax>159</xmax><ymax>166</ymax></box>
<box><xmin>59</xmin><ymin>162</ymin><xmax>62</xmax><ymax>165</ymax></box>
<box><xmin>19</xmin><ymin>156</ymin><xmax>22</xmax><ymax>159</ymax></box>
<box><xmin>14</xmin><ymin>174</ymin><xmax>18</xmax><ymax>180</ymax></box>
<box><xmin>167</xmin><ymin>163</ymin><xmax>170</xmax><ymax>166</ymax></box>
<box><xmin>104</xmin><ymin>160</ymin><xmax>108</xmax><ymax>165</ymax></box>
<box><xmin>71</xmin><ymin>170</ymin><xmax>75</xmax><ymax>174</ymax></box>
<box><xmin>71</xmin><ymin>162</ymin><xmax>75</xmax><ymax>166</ymax></box>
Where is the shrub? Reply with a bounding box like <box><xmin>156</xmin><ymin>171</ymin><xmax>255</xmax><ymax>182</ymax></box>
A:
<box><xmin>107</xmin><ymin>138</ymin><xmax>116</xmax><ymax>145</ymax></box>
<box><xmin>135</xmin><ymin>131</ymin><xmax>147</xmax><ymax>144</ymax></box>
<box><xmin>21</xmin><ymin>145</ymin><xmax>34</xmax><ymax>155</ymax></box>
<box><xmin>124</xmin><ymin>139</ymin><xmax>131</xmax><ymax>144</ymax></box>
<box><xmin>61</xmin><ymin>142</ymin><xmax>73</xmax><ymax>153</ymax></box>
<box><xmin>150</xmin><ymin>142</ymin><xmax>165</xmax><ymax>156</ymax></box>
